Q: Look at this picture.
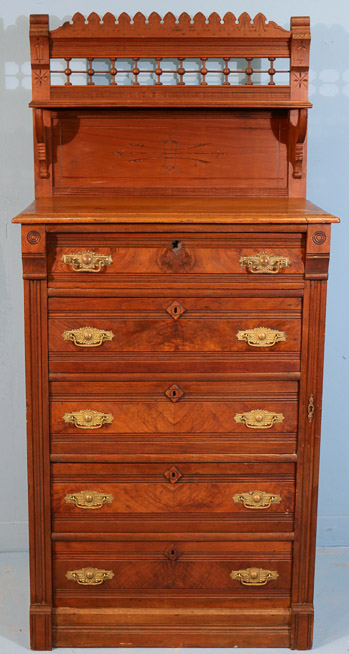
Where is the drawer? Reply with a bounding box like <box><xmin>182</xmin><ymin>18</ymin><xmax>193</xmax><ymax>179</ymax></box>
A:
<box><xmin>51</xmin><ymin>462</ymin><xmax>295</xmax><ymax>534</ymax></box>
<box><xmin>53</xmin><ymin>540</ymin><xmax>292</xmax><ymax>608</ymax></box>
<box><xmin>50</xmin><ymin>380</ymin><xmax>298</xmax><ymax>457</ymax></box>
<box><xmin>47</xmin><ymin>232</ymin><xmax>305</xmax><ymax>287</ymax></box>
<box><xmin>50</xmin><ymin>380</ymin><xmax>298</xmax><ymax>435</ymax></box>
<box><xmin>49</xmin><ymin>297</ymin><xmax>301</xmax><ymax>358</ymax></box>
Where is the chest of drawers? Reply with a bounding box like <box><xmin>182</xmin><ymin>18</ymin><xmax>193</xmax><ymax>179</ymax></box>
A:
<box><xmin>13</xmin><ymin>11</ymin><xmax>339</xmax><ymax>650</ymax></box>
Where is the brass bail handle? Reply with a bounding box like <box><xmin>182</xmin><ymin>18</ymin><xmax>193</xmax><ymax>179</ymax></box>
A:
<box><xmin>61</xmin><ymin>251</ymin><xmax>113</xmax><ymax>272</ymax></box>
<box><xmin>62</xmin><ymin>326</ymin><xmax>114</xmax><ymax>347</ymax></box>
<box><xmin>240</xmin><ymin>252</ymin><xmax>290</xmax><ymax>274</ymax></box>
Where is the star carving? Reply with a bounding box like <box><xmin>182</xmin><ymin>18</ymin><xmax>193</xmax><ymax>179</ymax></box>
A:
<box><xmin>33</xmin><ymin>69</ymin><xmax>49</xmax><ymax>86</ymax></box>
<box><xmin>293</xmin><ymin>72</ymin><xmax>308</xmax><ymax>89</ymax></box>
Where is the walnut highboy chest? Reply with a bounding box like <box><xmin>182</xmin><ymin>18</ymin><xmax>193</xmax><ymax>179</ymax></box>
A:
<box><xmin>13</xmin><ymin>11</ymin><xmax>339</xmax><ymax>650</ymax></box>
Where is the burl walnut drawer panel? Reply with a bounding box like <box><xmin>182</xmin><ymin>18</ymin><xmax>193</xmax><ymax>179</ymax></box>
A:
<box><xmin>51</xmin><ymin>462</ymin><xmax>295</xmax><ymax>534</ymax></box>
<box><xmin>47</xmin><ymin>232</ymin><xmax>305</xmax><ymax>287</ymax></box>
<box><xmin>49</xmin><ymin>297</ymin><xmax>301</xmax><ymax>360</ymax></box>
<box><xmin>53</xmin><ymin>540</ymin><xmax>292</xmax><ymax>608</ymax></box>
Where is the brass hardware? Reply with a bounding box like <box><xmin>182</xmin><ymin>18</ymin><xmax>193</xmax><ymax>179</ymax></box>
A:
<box><xmin>230</xmin><ymin>567</ymin><xmax>278</xmax><ymax>586</ymax></box>
<box><xmin>308</xmin><ymin>394</ymin><xmax>315</xmax><ymax>423</ymax></box>
<box><xmin>63</xmin><ymin>409</ymin><xmax>114</xmax><ymax>430</ymax></box>
<box><xmin>65</xmin><ymin>567</ymin><xmax>114</xmax><ymax>585</ymax></box>
<box><xmin>64</xmin><ymin>490</ymin><xmax>114</xmax><ymax>509</ymax></box>
<box><xmin>237</xmin><ymin>327</ymin><xmax>286</xmax><ymax>347</ymax></box>
<box><xmin>62</xmin><ymin>326</ymin><xmax>114</xmax><ymax>347</ymax></box>
<box><xmin>240</xmin><ymin>252</ymin><xmax>290</xmax><ymax>274</ymax></box>
<box><xmin>61</xmin><ymin>251</ymin><xmax>113</xmax><ymax>272</ymax></box>
<box><xmin>234</xmin><ymin>409</ymin><xmax>284</xmax><ymax>429</ymax></box>
<box><xmin>233</xmin><ymin>490</ymin><xmax>282</xmax><ymax>509</ymax></box>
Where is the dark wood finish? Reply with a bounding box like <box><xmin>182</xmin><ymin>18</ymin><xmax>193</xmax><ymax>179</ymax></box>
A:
<box><xmin>12</xmin><ymin>10</ymin><xmax>338</xmax><ymax>650</ymax></box>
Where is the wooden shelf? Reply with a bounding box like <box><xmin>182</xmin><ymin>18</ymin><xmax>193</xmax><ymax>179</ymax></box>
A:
<box><xmin>13</xmin><ymin>197</ymin><xmax>339</xmax><ymax>224</ymax></box>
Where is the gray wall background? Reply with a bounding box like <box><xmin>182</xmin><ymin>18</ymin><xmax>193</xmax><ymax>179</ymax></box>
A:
<box><xmin>1</xmin><ymin>0</ymin><xmax>348</xmax><ymax>552</ymax></box>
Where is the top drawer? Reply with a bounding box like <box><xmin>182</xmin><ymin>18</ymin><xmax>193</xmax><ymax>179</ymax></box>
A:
<box><xmin>47</xmin><ymin>232</ymin><xmax>305</xmax><ymax>287</ymax></box>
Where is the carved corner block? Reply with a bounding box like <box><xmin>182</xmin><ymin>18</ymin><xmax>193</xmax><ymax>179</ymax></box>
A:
<box><xmin>21</xmin><ymin>225</ymin><xmax>47</xmax><ymax>279</ymax></box>
<box><xmin>305</xmin><ymin>224</ymin><xmax>331</xmax><ymax>279</ymax></box>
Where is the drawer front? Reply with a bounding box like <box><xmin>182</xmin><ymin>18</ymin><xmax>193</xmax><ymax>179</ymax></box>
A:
<box><xmin>49</xmin><ymin>297</ymin><xmax>301</xmax><ymax>355</ymax></box>
<box><xmin>47</xmin><ymin>233</ymin><xmax>304</xmax><ymax>285</ymax></box>
<box><xmin>51</xmin><ymin>462</ymin><xmax>295</xmax><ymax>534</ymax></box>
<box><xmin>50</xmin><ymin>380</ymin><xmax>298</xmax><ymax>436</ymax></box>
<box><xmin>50</xmin><ymin>380</ymin><xmax>298</xmax><ymax>457</ymax></box>
<box><xmin>53</xmin><ymin>540</ymin><xmax>292</xmax><ymax>608</ymax></box>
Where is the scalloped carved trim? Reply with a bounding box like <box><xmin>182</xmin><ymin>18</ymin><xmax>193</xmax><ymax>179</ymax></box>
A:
<box><xmin>50</xmin><ymin>12</ymin><xmax>290</xmax><ymax>38</ymax></box>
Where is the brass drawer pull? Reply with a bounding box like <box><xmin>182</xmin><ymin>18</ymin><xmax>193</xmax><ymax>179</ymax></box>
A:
<box><xmin>237</xmin><ymin>327</ymin><xmax>286</xmax><ymax>347</ymax></box>
<box><xmin>230</xmin><ymin>567</ymin><xmax>278</xmax><ymax>586</ymax></box>
<box><xmin>233</xmin><ymin>490</ymin><xmax>282</xmax><ymax>509</ymax></box>
<box><xmin>61</xmin><ymin>251</ymin><xmax>113</xmax><ymax>272</ymax></box>
<box><xmin>63</xmin><ymin>409</ymin><xmax>114</xmax><ymax>429</ymax></box>
<box><xmin>66</xmin><ymin>567</ymin><xmax>114</xmax><ymax>585</ymax></box>
<box><xmin>64</xmin><ymin>490</ymin><xmax>114</xmax><ymax>509</ymax></box>
<box><xmin>234</xmin><ymin>409</ymin><xmax>284</xmax><ymax>429</ymax></box>
<box><xmin>240</xmin><ymin>252</ymin><xmax>290</xmax><ymax>274</ymax></box>
<box><xmin>62</xmin><ymin>326</ymin><xmax>114</xmax><ymax>347</ymax></box>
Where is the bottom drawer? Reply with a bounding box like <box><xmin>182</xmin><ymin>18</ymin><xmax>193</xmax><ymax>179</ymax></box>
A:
<box><xmin>53</xmin><ymin>540</ymin><xmax>292</xmax><ymax>608</ymax></box>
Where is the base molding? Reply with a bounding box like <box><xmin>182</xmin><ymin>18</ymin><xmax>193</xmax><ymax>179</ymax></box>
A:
<box><xmin>30</xmin><ymin>604</ymin><xmax>52</xmax><ymax>651</ymax></box>
<box><xmin>53</xmin><ymin>607</ymin><xmax>291</xmax><ymax>648</ymax></box>
<box><xmin>290</xmin><ymin>604</ymin><xmax>314</xmax><ymax>650</ymax></box>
